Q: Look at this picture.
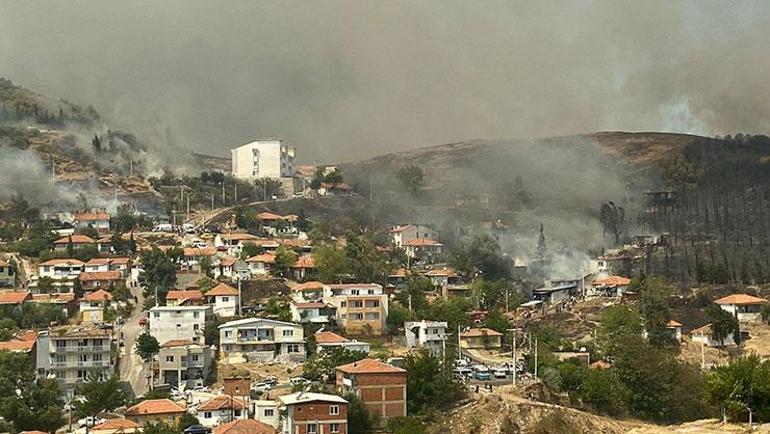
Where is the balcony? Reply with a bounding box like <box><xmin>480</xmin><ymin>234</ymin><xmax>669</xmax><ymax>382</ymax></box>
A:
<box><xmin>53</xmin><ymin>345</ymin><xmax>109</xmax><ymax>353</ymax></box>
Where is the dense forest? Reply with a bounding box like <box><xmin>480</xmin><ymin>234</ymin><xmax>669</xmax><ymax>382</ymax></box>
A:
<box><xmin>642</xmin><ymin>134</ymin><xmax>770</xmax><ymax>284</ymax></box>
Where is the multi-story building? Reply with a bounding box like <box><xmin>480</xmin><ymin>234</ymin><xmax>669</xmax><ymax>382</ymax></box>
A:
<box><xmin>148</xmin><ymin>305</ymin><xmax>210</xmax><ymax>345</ymax></box>
<box><xmin>205</xmin><ymin>282</ymin><xmax>240</xmax><ymax>317</ymax></box>
<box><xmin>326</xmin><ymin>284</ymin><xmax>388</xmax><ymax>336</ymax></box>
<box><xmin>52</xmin><ymin>234</ymin><xmax>96</xmax><ymax>252</ymax></box>
<box><xmin>404</xmin><ymin>320</ymin><xmax>447</xmax><ymax>356</ymax></box>
<box><xmin>35</xmin><ymin>325</ymin><xmax>114</xmax><ymax>398</ymax></box>
<box><xmin>158</xmin><ymin>339</ymin><xmax>214</xmax><ymax>388</ymax></box>
<box><xmin>290</xmin><ymin>282</ymin><xmax>389</xmax><ymax>336</ymax></box>
<box><xmin>34</xmin><ymin>259</ymin><xmax>85</xmax><ymax>292</ymax></box>
<box><xmin>389</xmin><ymin>224</ymin><xmax>438</xmax><ymax>248</ymax></box>
<box><xmin>231</xmin><ymin>139</ymin><xmax>295</xmax><ymax>181</ymax></box>
<box><xmin>219</xmin><ymin>318</ymin><xmax>305</xmax><ymax>362</ymax></box>
<box><xmin>213</xmin><ymin>419</ymin><xmax>275</xmax><ymax>434</ymax></box>
<box><xmin>279</xmin><ymin>392</ymin><xmax>348</xmax><ymax>434</ymax></box>
<box><xmin>79</xmin><ymin>270</ymin><xmax>125</xmax><ymax>291</ymax></box>
<box><xmin>335</xmin><ymin>358</ymin><xmax>406</xmax><ymax>422</ymax></box>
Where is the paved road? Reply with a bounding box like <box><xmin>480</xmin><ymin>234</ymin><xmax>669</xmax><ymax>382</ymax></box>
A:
<box><xmin>119</xmin><ymin>285</ymin><xmax>149</xmax><ymax>397</ymax></box>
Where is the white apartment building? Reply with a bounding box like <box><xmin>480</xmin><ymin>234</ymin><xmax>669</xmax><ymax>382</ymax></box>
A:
<box><xmin>35</xmin><ymin>325</ymin><xmax>114</xmax><ymax>399</ymax></box>
<box><xmin>34</xmin><ymin>259</ymin><xmax>85</xmax><ymax>293</ymax></box>
<box><xmin>389</xmin><ymin>224</ymin><xmax>439</xmax><ymax>248</ymax></box>
<box><xmin>148</xmin><ymin>305</ymin><xmax>210</xmax><ymax>345</ymax></box>
<box><xmin>219</xmin><ymin>318</ymin><xmax>305</xmax><ymax>362</ymax></box>
<box><xmin>158</xmin><ymin>340</ymin><xmax>215</xmax><ymax>388</ymax></box>
<box><xmin>231</xmin><ymin>139</ymin><xmax>295</xmax><ymax>180</ymax></box>
<box><xmin>291</xmin><ymin>282</ymin><xmax>389</xmax><ymax>336</ymax></box>
<box><xmin>405</xmin><ymin>320</ymin><xmax>448</xmax><ymax>356</ymax></box>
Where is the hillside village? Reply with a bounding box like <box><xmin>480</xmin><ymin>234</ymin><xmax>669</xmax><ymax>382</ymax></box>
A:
<box><xmin>0</xmin><ymin>130</ymin><xmax>769</xmax><ymax>434</ymax></box>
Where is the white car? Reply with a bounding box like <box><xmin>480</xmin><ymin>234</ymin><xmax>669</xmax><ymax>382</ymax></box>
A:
<box><xmin>78</xmin><ymin>416</ymin><xmax>106</xmax><ymax>428</ymax></box>
<box><xmin>290</xmin><ymin>377</ymin><xmax>311</xmax><ymax>386</ymax></box>
<box><xmin>252</xmin><ymin>382</ymin><xmax>273</xmax><ymax>393</ymax></box>
<box><xmin>190</xmin><ymin>239</ymin><xmax>207</xmax><ymax>248</ymax></box>
<box><xmin>494</xmin><ymin>368</ymin><xmax>508</xmax><ymax>379</ymax></box>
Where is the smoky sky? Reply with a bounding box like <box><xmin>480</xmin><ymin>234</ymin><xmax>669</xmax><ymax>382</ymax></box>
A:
<box><xmin>1</xmin><ymin>1</ymin><xmax>769</xmax><ymax>163</ymax></box>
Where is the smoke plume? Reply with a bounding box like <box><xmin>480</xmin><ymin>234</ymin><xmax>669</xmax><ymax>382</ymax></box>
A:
<box><xmin>0</xmin><ymin>1</ymin><xmax>768</xmax><ymax>162</ymax></box>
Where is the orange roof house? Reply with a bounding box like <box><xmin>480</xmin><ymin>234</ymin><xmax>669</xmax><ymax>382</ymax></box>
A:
<box><xmin>83</xmin><ymin>289</ymin><xmax>113</xmax><ymax>302</ymax></box>
<box><xmin>166</xmin><ymin>290</ymin><xmax>204</xmax><ymax>306</ymax></box>
<box><xmin>207</xmin><ymin>283</ymin><xmax>239</xmax><ymax>297</ymax></box>
<box><xmin>92</xmin><ymin>418</ymin><xmax>141</xmax><ymax>433</ymax></box>
<box><xmin>53</xmin><ymin>235</ymin><xmax>96</xmax><ymax>245</ymax></box>
<box><xmin>124</xmin><ymin>399</ymin><xmax>186</xmax><ymax>424</ymax></box>
<box><xmin>715</xmin><ymin>293</ymin><xmax>767</xmax><ymax>322</ymax></box>
<box><xmin>0</xmin><ymin>291</ymin><xmax>31</xmax><ymax>304</ymax></box>
<box><xmin>336</xmin><ymin>358</ymin><xmax>406</xmax><ymax>421</ymax></box>
<box><xmin>593</xmin><ymin>276</ymin><xmax>631</xmax><ymax>287</ymax></box>
<box><xmin>246</xmin><ymin>252</ymin><xmax>276</xmax><ymax>264</ymax></box>
<box><xmin>213</xmin><ymin>419</ymin><xmax>275</xmax><ymax>434</ymax></box>
<box><xmin>197</xmin><ymin>395</ymin><xmax>246</xmax><ymax>412</ymax></box>
<box><xmin>715</xmin><ymin>294</ymin><xmax>768</xmax><ymax>305</ymax></box>
<box><xmin>460</xmin><ymin>328</ymin><xmax>503</xmax><ymax>350</ymax></box>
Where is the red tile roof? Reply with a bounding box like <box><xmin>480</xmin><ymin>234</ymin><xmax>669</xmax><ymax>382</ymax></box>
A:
<box><xmin>219</xmin><ymin>256</ymin><xmax>237</xmax><ymax>267</ymax></box>
<box><xmin>291</xmin><ymin>281</ymin><xmax>325</xmax><ymax>291</ymax></box>
<box><xmin>213</xmin><ymin>419</ymin><xmax>275</xmax><ymax>434</ymax></box>
<box><xmin>292</xmin><ymin>255</ymin><xmax>315</xmax><ymax>269</ymax></box>
<box><xmin>53</xmin><ymin>235</ymin><xmax>96</xmax><ymax>244</ymax></box>
<box><xmin>207</xmin><ymin>283</ymin><xmax>238</xmax><ymax>296</ymax></box>
<box><xmin>424</xmin><ymin>267</ymin><xmax>458</xmax><ymax>277</ymax></box>
<box><xmin>79</xmin><ymin>271</ymin><xmax>122</xmax><ymax>282</ymax></box>
<box><xmin>461</xmin><ymin>327</ymin><xmax>503</xmax><ymax>338</ymax></box>
<box><xmin>404</xmin><ymin>238</ymin><xmax>442</xmax><ymax>247</ymax></box>
<box><xmin>92</xmin><ymin>418</ymin><xmax>140</xmax><ymax>430</ymax></box>
<box><xmin>246</xmin><ymin>253</ymin><xmax>275</xmax><ymax>264</ymax></box>
<box><xmin>197</xmin><ymin>395</ymin><xmax>246</xmax><ymax>411</ymax></box>
<box><xmin>593</xmin><ymin>276</ymin><xmax>631</xmax><ymax>287</ymax></box>
<box><xmin>0</xmin><ymin>291</ymin><xmax>31</xmax><ymax>304</ymax></box>
<box><xmin>166</xmin><ymin>290</ymin><xmax>203</xmax><ymax>301</ymax></box>
<box><xmin>714</xmin><ymin>294</ymin><xmax>768</xmax><ymax>305</ymax></box>
<box><xmin>293</xmin><ymin>301</ymin><xmax>327</xmax><ymax>309</ymax></box>
<box><xmin>74</xmin><ymin>211</ymin><xmax>110</xmax><ymax>221</ymax></box>
<box><xmin>667</xmin><ymin>320</ymin><xmax>683</xmax><ymax>328</ymax></box>
<box><xmin>38</xmin><ymin>259</ymin><xmax>85</xmax><ymax>267</ymax></box>
<box><xmin>336</xmin><ymin>358</ymin><xmax>406</xmax><ymax>374</ymax></box>
<box><xmin>83</xmin><ymin>289</ymin><xmax>113</xmax><ymax>302</ymax></box>
<box><xmin>0</xmin><ymin>339</ymin><xmax>35</xmax><ymax>352</ymax></box>
<box><xmin>183</xmin><ymin>247</ymin><xmax>217</xmax><ymax>257</ymax></box>
<box><xmin>315</xmin><ymin>331</ymin><xmax>350</xmax><ymax>344</ymax></box>
<box><xmin>160</xmin><ymin>339</ymin><xmax>196</xmax><ymax>348</ymax></box>
<box><xmin>125</xmin><ymin>399</ymin><xmax>186</xmax><ymax>416</ymax></box>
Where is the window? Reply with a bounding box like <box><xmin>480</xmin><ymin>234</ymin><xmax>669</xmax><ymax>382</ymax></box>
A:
<box><xmin>307</xmin><ymin>424</ymin><xmax>317</xmax><ymax>434</ymax></box>
<box><xmin>222</xmin><ymin>296</ymin><xmax>229</xmax><ymax>302</ymax></box>
<box><xmin>55</xmin><ymin>340</ymin><xmax>66</xmax><ymax>348</ymax></box>
<box><xmin>352</xmin><ymin>301</ymin><xmax>363</xmax><ymax>308</ymax></box>
<box><xmin>193</xmin><ymin>324</ymin><xmax>200</xmax><ymax>331</ymax></box>
<box><xmin>234</xmin><ymin>410</ymin><xmax>241</xmax><ymax>417</ymax></box>
<box><xmin>351</xmin><ymin>290</ymin><xmax>359</xmax><ymax>295</ymax></box>
<box><xmin>282</xmin><ymin>329</ymin><xmax>293</xmax><ymax>337</ymax></box>
<box><xmin>264</xmin><ymin>409</ymin><xmax>274</xmax><ymax>417</ymax></box>
<box><xmin>93</xmin><ymin>354</ymin><xmax>102</xmax><ymax>361</ymax></box>
<box><xmin>225</xmin><ymin>330</ymin><xmax>232</xmax><ymax>337</ymax></box>
<box><xmin>203</xmin><ymin>412</ymin><xmax>212</xmax><ymax>418</ymax></box>
<box><xmin>329</xmin><ymin>405</ymin><xmax>339</xmax><ymax>415</ymax></box>
<box><xmin>153</xmin><ymin>312</ymin><xmax>160</xmax><ymax>318</ymax></box>
<box><xmin>192</xmin><ymin>355</ymin><xmax>199</xmax><ymax>362</ymax></box>
<box><xmin>340</xmin><ymin>301</ymin><xmax>346</xmax><ymax>308</ymax></box>
<box><xmin>330</xmin><ymin>423</ymin><xmax>340</xmax><ymax>433</ymax></box>
<box><xmin>368</xmin><ymin>289</ymin><xmax>374</xmax><ymax>294</ymax></box>
<box><xmin>78</xmin><ymin>354</ymin><xmax>88</xmax><ymax>362</ymax></box>
<box><xmin>166</xmin><ymin>356</ymin><xmax>174</xmax><ymax>362</ymax></box>
<box><xmin>193</xmin><ymin>311</ymin><xmax>200</xmax><ymax>318</ymax></box>
<box><xmin>287</xmin><ymin>344</ymin><xmax>300</xmax><ymax>353</ymax></box>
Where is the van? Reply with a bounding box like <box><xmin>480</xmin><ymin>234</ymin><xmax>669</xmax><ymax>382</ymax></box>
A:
<box><xmin>153</xmin><ymin>223</ymin><xmax>174</xmax><ymax>232</ymax></box>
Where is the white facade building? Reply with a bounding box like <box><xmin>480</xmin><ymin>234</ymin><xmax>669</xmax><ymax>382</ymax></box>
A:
<box><xmin>405</xmin><ymin>320</ymin><xmax>448</xmax><ymax>356</ymax></box>
<box><xmin>148</xmin><ymin>305</ymin><xmax>210</xmax><ymax>345</ymax></box>
<box><xmin>231</xmin><ymin>139</ymin><xmax>295</xmax><ymax>180</ymax></box>
<box><xmin>219</xmin><ymin>318</ymin><xmax>305</xmax><ymax>362</ymax></box>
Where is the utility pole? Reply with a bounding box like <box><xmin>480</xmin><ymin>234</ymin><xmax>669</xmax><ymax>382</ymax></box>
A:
<box><xmin>457</xmin><ymin>325</ymin><xmax>462</xmax><ymax>361</ymax></box>
<box><xmin>186</xmin><ymin>193</ymin><xmax>190</xmax><ymax>220</ymax></box>
<box><xmin>179</xmin><ymin>186</ymin><xmax>183</xmax><ymax>203</ymax></box>
<box><xmin>534</xmin><ymin>337</ymin><xmax>539</xmax><ymax>379</ymax></box>
<box><xmin>51</xmin><ymin>153</ymin><xmax>56</xmax><ymax>181</ymax></box>
<box><xmin>211</xmin><ymin>194</ymin><xmax>214</xmax><ymax>211</ymax></box>
<box><xmin>222</xmin><ymin>182</ymin><xmax>226</xmax><ymax>206</ymax></box>
<box><xmin>237</xmin><ymin>278</ymin><xmax>242</xmax><ymax>317</ymax></box>
<box><xmin>507</xmin><ymin>328</ymin><xmax>521</xmax><ymax>387</ymax></box>
<box><xmin>234</xmin><ymin>183</ymin><xmax>238</xmax><ymax>205</ymax></box>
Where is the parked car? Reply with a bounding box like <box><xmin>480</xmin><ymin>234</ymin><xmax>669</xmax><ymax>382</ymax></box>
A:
<box><xmin>138</xmin><ymin>317</ymin><xmax>148</xmax><ymax>326</ymax></box>
<box><xmin>494</xmin><ymin>367</ymin><xmax>508</xmax><ymax>379</ymax></box>
<box><xmin>78</xmin><ymin>416</ymin><xmax>106</xmax><ymax>428</ymax></box>
<box><xmin>290</xmin><ymin>377</ymin><xmax>311</xmax><ymax>386</ymax></box>
<box><xmin>183</xmin><ymin>223</ymin><xmax>196</xmax><ymax>234</ymax></box>
<box><xmin>454</xmin><ymin>359</ymin><xmax>469</xmax><ymax>367</ymax></box>
<box><xmin>473</xmin><ymin>370</ymin><xmax>492</xmax><ymax>381</ymax></box>
<box><xmin>252</xmin><ymin>382</ymin><xmax>273</xmax><ymax>393</ymax></box>
<box><xmin>262</xmin><ymin>376</ymin><xmax>278</xmax><ymax>386</ymax></box>
<box><xmin>190</xmin><ymin>239</ymin><xmax>207</xmax><ymax>248</ymax></box>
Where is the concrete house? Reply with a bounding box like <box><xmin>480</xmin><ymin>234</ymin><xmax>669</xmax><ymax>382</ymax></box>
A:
<box><xmin>196</xmin><ymin>395</ymin><xmax>247</xmax><ymax>428</ymax></box>
<box><xmin>158</xmin><ymin>339</ymin><xmax>214</xmax><ymax>388</ymax></box>
<box><xmin>325</xmin><ymin>283</ymin><xmax>389</xmax><ymax>336</ymax></box>
<box><xmin>692</xmin><ymin>323</ymin><xmax>738</xmax><ymax>347</ymax></box>
<box><xmin>590</xmin><ymin>275</ymin><xmax>631</xmax><ymax>297</ymax></box>
<box><xmin>459</xmin><ymin>327</ymin><xmax>503</xmax><ymax>350</ymax></box>
<box><xmin>279</xmin><ymin>392</ymin><xmax>348</xmax><ymax>434</ymax></box>
<box><xmin>403</xmin><ymin>238</ymin><xmax>444</xmax><ymax>260</ymax></box>
<box><xmin>336</xmin><ymin>358</ymin><xmax>406</xmax><ymax>423</ymax></box>
<box><xmin>715</xmin><ymin>294</ymin><xmax>767</xmax><ymax>322</ymax></box>
<box><xmin>291</xmin><ymin>254</ymin><xmax>316</xmax><ymax>281</ymax></box>
<box><xmin>246</xmin><ymin>252</ymin><xmax>275</xmax><ymax>277</ymax></box>
<box><xmin>315</xmin><ymin>330</ymin><xmax>370</xmax><ymax>354</ymax></box>
<box><xmin>79</xmin><ymin>270</ymin><xmax>124</xmax><ymax>291</ymax></box>
<box><xmin>290</xmin><ymin>300</ymin><xmax>337</xmax><ymax>325</ymax></box>
<box><xmin>205</xmin><ymin>282</ymin><xmax>240</xmax><ymax>317</ymax></box>
<box><xmin>148</xmin><ymin>305</ymin><xmax>210</xmax><ymax>345</ymax></box>
<box><xmin>166</xmin><ymin>290</ymin><xmax>205</xmax><ymax>307</ymax></box>
<box><xmin>35</xmin><ymin>259</ymin><xmax>85</xmax><ymax>292</ymax></box>
<box><xmin>79</xmin><ymin>289</ymin><xmax>113</xmax><ymax>323</ymax></box>
<box><xmin>389</xmin><ymin>224</ymin><xmax>439</xmax><ymax>248</ymax></box>
<box><xmin>124</xmin><ymin>399</ymin><xmax>187</xmax><ymax>426</ymax></box>
<box><xmin>213</xmin><ymin>419</ymin><xmax>275</xmax><ymax>434</ymax></box>
<box><xmin>219</xmin><ymin>318</ymin><xmax>305</xmax><ymax>362</ymax></box>
<box><xmin>73</xmin><ymin>209</ymin><xmax>110</xmax><ymax>232</ymax></box>
<box><xmin>0</xmin><ymin>258</ymin><xmax>16</xmax><ymax>287</ymax></box>
<box><xmin>52</xmin><ymin>234</ymin><xmax>96</xmax><ymax>252</ymax></box>
<box><xmin>405</xmin><ymin>320</ymin><xmax>447</xmax><ymax>356</ymax></box>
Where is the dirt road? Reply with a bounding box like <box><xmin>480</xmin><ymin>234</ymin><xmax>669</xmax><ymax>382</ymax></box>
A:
<box><xmin>119</xmin><ymin>285</ymin><xmax>149</xmax><ymax>397</ymax></box>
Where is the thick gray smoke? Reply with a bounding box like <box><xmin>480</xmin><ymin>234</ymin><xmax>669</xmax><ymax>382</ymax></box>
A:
<box><xmin>0</xmin><ymin>1</ymin><xmax>768</xmax><ymax>162</ymax></box>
